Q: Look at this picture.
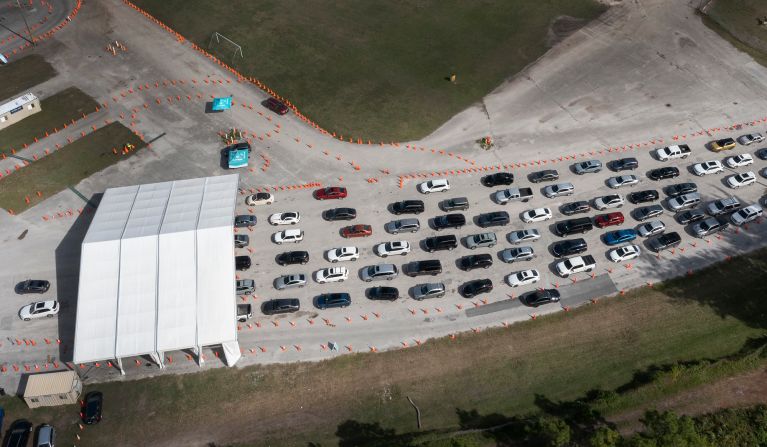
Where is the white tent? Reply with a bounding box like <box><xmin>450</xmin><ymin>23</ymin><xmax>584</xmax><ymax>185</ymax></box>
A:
<box><xmin>73</xmin><ymin>175</ymin><xmax>241</xmax><ymax>373</ymax></box>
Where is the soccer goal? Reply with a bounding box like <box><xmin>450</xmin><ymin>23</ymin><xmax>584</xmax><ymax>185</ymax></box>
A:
<box><xmin>208</xmin><ymin>31</ymin><xmax>244</xmax><ymax>65</ymax></box>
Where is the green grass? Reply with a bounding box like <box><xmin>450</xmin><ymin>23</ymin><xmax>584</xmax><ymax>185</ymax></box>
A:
<box><xmin>131</xmin><ymin>0</ymin><xmax>607</xmax><ymax>141</ymax></box>
<box><xmin>703</xmin><ymin>0</ymin><xmax>767</xmax><ymax>67</ymax></box>
<box><xmin>0</xmin><ymin>87</ymin><xmax>100</xmax><ymax>154</ymax></box>
<box><xmin>2</xmin><ymin>249</ymin><xmax>765</xmax><ymax>446</ymax></box>
<box><xmin>0</xmin><ymin>122</ymin><xmax>146</xmax><ymax>212</ymax></box>
<box><xmin>0</xmin><ymin>54</ymin><xmax>56</xmax><ymax>102</ymax></box>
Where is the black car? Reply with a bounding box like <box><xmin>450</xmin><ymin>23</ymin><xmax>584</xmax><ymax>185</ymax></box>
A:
<box><xmin>262</xmin><ymin>298</ymin><xmax>300</xmax><ymax>315</ymax></box>
<box><xmin>16</xmin><ymin>279</ymin><xmax>50</xmax><ymax>294</ymax></box>
<box><xmin>482</xmin><ymin>172</ymin><xmax>514</xmax><ymax>187</ymax></box>
<box><xmin>235</xmin><ymin>255</ymin><xmax>251</xmax><ymax>271</ymax></box>
<box><xmin>423</xmin><ymin>235</ymin><xmax>458</xmax><ymax>252</ymax></box>
<box><xmin>441</xmin><ymin>197</ymin><xmax>470</xmax><ymax>212</ymax></box>
<box><xmin>433</xmin><ymin>213</ymin><xmax>466</xmax><ymax>230</ymax></box>
<box><xmin>477</xmin><ymin>211</ymin><xmax>510</xmax><ymax>228</ymax></box>
<box><xmin>610</xmin><ymin>157</ymin><xmax>639</xmax><ymax>171</ymax></box>
<box><xmin>648</xmin><ymin>167</ymin><xmax>680</xmax><ymax>180</ymax></box>
<box><xmin>234</xmin><ymin>234</ymin><xmax>249</xmax><ymax>248</ymax></box>
<box><xmin>529</xmin><ymin>169</ymin><xmax>559</xmax><ymax>183</ymax></box>
<box><xmin>461</xmin><ymin>279</ymin><xmax>493</xmax><ymax>298</ymax></box>
<box><xmin>521</xmin><ymin>289</ymin><xmax>561</xmax><ymax>307</ymax></box>
<box><xmin>367</xmin><ymin>286</ymin><xmax>399</xmax><ymax>301</ymax></box>
<box><xmin>551</xmin><ymin>238</ymin><xmax>588</xmax><ymax>258</ymax></box>
<box><xmin>391</xmin><ymin>200</ymin><xmax>425</xmax><ymax>215</ymax></box>
<box><xmin>5</xmin><ymin>420</ymin><xmax>32</xmax><ymax>447</ymax></box>
<box><xmin>628</xmin><ymin>189</ymin><xmax>659</xmax><ymax>204</ymax></box>
<box><xmin>323</xmin><ymin>207</ymin><xmax>357</xmax><ymax>221</ymax></box>
<box><xmin>634</xmin><ymin>205</ymin><xmax>664</xmax><ymax>222</ymax></box>
<box><xmin>276</xmin><ymin>250</ymin><xmax>309</xmax><ymax>265</ymax></box>
<box><xmin>459</xmin><ymin>254</ymin><xmax>493</xmax><ymax>271</ymax></box>
<box><xmin>82</xmin><ymin>391</ymin><xmax>103</xmax><ymax>425</ymax></box>
<box><xmin>316</xmin><ymin>293</ymin><xmax>351</xmax><ymax>309</ymax></box>
<box><xmin>676</xmin><ymin>209</ymin><xmax>706</xmax><ymax>225</ymax></box>
<box><xmin>665</xmin><ymin>182</ymin><xmax>697</xmax><ymax>198</ymax></box>
<box><xmin>561</xmin><ymin>201</ymin><xmax>590</xmax><ymax>216</ymax></box>
<box><xmin>649</xmin><ymin>231</ymin><xmax>682</xmax><ymax>252</ymax></box>
<box><xmin>234</xmin><ymin>214</ymin><xmax>257</xmax><ymax>228</ymax></box>
<box><xmin>405</xmin><ymin>260</ymin><xmax>443</xmax><ymax>276</ymax></box>
<box><xmin>756</xmin><ymin>148</ymin><xmax>767</xmax><ymax>160</ymax></box>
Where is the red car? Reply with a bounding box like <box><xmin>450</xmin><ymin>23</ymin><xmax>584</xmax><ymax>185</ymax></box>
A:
<box><xmin>264</xmin><ymin>97</ymin><xmax>289</xmax><ymax>115</ymax></box>
<box><xmin>314</xmin><ymin>186</ymin><xmax>348</xmax><ymax>200</ymax></box>
<box><xmin>594</xmin><ymin>212</ymin><xmax>625</xmax><ymax>228</ymax></box>
<box><xmin>341</xmin><ymin>224</ymin><xmax>372</xmax><ymax>238</ymax></box>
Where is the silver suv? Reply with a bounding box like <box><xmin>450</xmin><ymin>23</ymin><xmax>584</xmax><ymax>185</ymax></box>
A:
<box><xmin>386</xmin><ymin>218</ymin><xmax>420</xmax><ymax>234</ymax></box>
<box><xmin>692</xmin><ymin>217</ymin><xmax>729</xmax><ymax>237</ymax></box>
<box><xmin>465</xmin><ymin>232</ymin><xmax>497</xmax><ymax>249</ymax></box>
<box><xmin>236</xmin><ymin>279</ymin><xmax>255</xmax><ymax>295</ymax></box>
<box><xmin>413</xmin><ymin>283</ymin><xmax>446</xmax><ymax>300</ymax></box>
<box><xmin>707</xmin><ymin>197</ymin><xmax>741</xmax><ymax>216</ymax></box>
<box><xmin>667</xmin><ymin>193</ymin><xmax>701</xmax><ymax>212</ymax></box>
<box><xmin>361</xmin><ymin>264</ymin><xmax>398</xmax><ymax>282</ymax></box>
<box><xmin>500</xmin><ymin>246</ymin><xmax>535</xmax><ymax>263</ymax></box>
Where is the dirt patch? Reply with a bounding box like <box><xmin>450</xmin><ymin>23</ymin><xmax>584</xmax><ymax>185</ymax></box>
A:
<box><xmin>609</xmin><ymin>366</ymin><xmax>767</xmax><ymax>434</ymax></box>
<box><xmin>548</xmin><ymin>15</ymin><xmax>591</xmax><ymax>46</ymax></box>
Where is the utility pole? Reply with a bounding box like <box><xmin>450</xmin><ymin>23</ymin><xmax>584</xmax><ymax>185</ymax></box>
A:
<box><xmin>16</xmin><ymin>0</ymin><xmax>35</xmax><ymax>46</ymax></box>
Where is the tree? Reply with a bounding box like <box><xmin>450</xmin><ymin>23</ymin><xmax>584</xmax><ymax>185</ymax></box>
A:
<box><xmin>537</xmin><ymin>417</ymin><xmax>571</xmax><ymax>447</ymax></box>
<box><xmin>630</xmin><ymin>410</ymin><xmax>709</xmax><ymax>447</ymax></box>
<box><xmin>587</xmin><ymin>426</ymin><xmax>621</xmax><ymax>447</ymax></box>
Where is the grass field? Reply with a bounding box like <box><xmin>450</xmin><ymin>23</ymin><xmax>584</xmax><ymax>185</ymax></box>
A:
<box><xmin>0</xmin><ymin>87</ymin><xmax>99</xmax><ymax>155</ymax></box>
<box><xmin>703</xmin><ymin>0</ymin><xmax>767</xmax><ymax>67</ymax></box>
<box><xmin>0</xmin><ymin>54</ymin><xmax>56</xmax><ymax>102</ymax></box>
<box><xmin>1</xmin><ymin>248</ymin><xmax>765</xmax><ymax>446</ymax></box>
<box><xmin>0</xmin><ymin>122</ymin><xmax>146</xmax><ymax>212</ymax></box>
<box><xmin>132</xmin><ymin>0</ymin><xmax>607</xmax><ymax>141</ymax></box>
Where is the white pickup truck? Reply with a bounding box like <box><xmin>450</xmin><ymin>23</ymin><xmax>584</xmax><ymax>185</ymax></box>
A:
<box><xmin>655</xmin><ymin>144</ymin><xmax>691</xmax><ymax>161</ymax></box>
<box><xmin>555</xmin><ymin>255</ymin><xmax>596</xmax><ymax>277</ymax></box>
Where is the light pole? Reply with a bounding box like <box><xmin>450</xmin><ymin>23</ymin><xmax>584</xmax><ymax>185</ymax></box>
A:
<box><xmin>16</xmin><ymin>0</ymin><xmax>35</xmax><ymax>46</ymax></box>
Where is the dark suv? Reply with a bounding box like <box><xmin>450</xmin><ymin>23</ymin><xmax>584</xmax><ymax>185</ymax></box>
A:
<box><xmin>316</xmin><ymin>293</ymin><xmax>351</xmax><ymax>309</ymax></box>
<box><xmin>665</xmin><ymin>183</ymin><xmax>697</xmax><ymax>198</ymax></box>
<box><xmin>649</xmin><ymin>232</ymin><xmax>682</xmax><ymax>252</ymax></box>
<box><xmin>406</xmin><ymin>260</ymin><xmax>443</xmax><ymax>277</ymax></box>
<box><xmin>628</xmin><ymin>189</ymin><xmax>659</xmax><ymax>204</ymax></box>
<box><xmin>262</xmin><ymin>298</ymin><xmax>300</xmax><ymax>315</ymax></box>
<box><xmin>529</xmin><ymin>169</ymin><xmax>559</xmax><ymax>183</ymax></box>
<box><xmin>550</xmin><ymin>238</ymin><xmax>588</xmax><ymax>258</ymax></box>
<box><xmin>235</xmin><ymin>255</ymin><xmax>251</xmax><ymax>271</ymax></box>
<box><xmin>610</xmin><ymin>157</ymin><xmax>638</xmax><ymax>171</ymax></box>
<box><xmin>423</xmin><ymin>235</ymin><xmax>458</xmax><ymax>252</ymax></box>
<box><xmin>367</xmin><ymin>286</ymin><xmax>399</xmax><ymax>301</ymax></box>
<box><xmin>461</xmin><ymin>279</ymin><xmax>493</xmax><ymax>298</ymax></box>
<box><xmin>477</xmin><ymin>211</ymin><xmax>510</xmax><ymax>228</ymax></box>
<box><xmin>459</xmin><ymin>254</ymin><xmax>493</xmax><ymax>271</ymax></box>
<box><xmin>276</xmin><ymin>250</ymin><xmax>309</xmax><ymax>265</ymax></box>
<box><xmin>82</xmin><ymin>392</ymin><xmax>103</xmax><ymax>425</ymax></box>
<box><xmin>482</xmin><ymin>172</ymin><xmax>514</xmax><ymax>187</ymax></box>
<box><xmin>391</xmin><ymin>200</ymin><xmax>425</xmax><ymax>215</ymax></box>
<box><xmin>433</xmin><ymin>213</ymin><xmax>466</xmax><ymax>230</ymax></box>
<box><xmin>5</xmin><ymin>420</ymin><xmax>32</xmax><ymax>447</ymax></box>
<box><xmin>554</xmin><ymin>218</ymin><xmax>593</xmax><ymax>236</ymax></box>
<box><xmin>441</xmin><ymin>197</ymin><xmax>469</xmax><ymax>212</ymax></box>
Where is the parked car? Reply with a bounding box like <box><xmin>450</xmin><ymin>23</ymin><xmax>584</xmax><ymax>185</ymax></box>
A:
<box><xmin>276</xmin><ymin>251</ymin><xmax>309</xmax><ymax>265</ymax></box>
<box><xmin>274</xmin><ymin>228</ymin><xmax>304</xmax><ymax>244</ymax></box>
<box><xmin>730</xmin><ymin>205</ymin><xmax>763</xmax><ymax>226</ymax></box>
<box><xmin>375</xmin><ymin>241</ymin><xmax>411</xmax><ymax>257</ymax></box>
<box><xmin>634</xmin><ymin>204</ymin><xmax>664</xmax><ymax>221</ymax></box>
<box><xmin>82</xmin><ymin>391</ymin><xmax>103</xmax><ymax>424</ymax></box>
<box><xmin>327</xmin><ymin>246</ymin><xmax>361</xmax><ymax>262</ymax></box>
<box><xmin>234</xmin><ymin>214</ymin><xmax>257</xmax><ymax>228</ymax></box>
<box><xmin>424</xmin><ymin>235</ymin><xmax>458</xmax><ymax>252</ymax></box>
<box><xmin>521</xmin><ymin>207</ymin><xmax>552</xmax><ymax>223</ymax></box>
<box><xmin>637</xmin><ymin>220</ymin><xmax>665</xmax><ymax>237</ymax></box>
<box><xmin>315</xmin><ymin>293</ymin><xmax>351</xmax><ymax>309</ymax></box>
<box><xmin>667</xmin><ymin>193</ymin><xmax>701</xmax><ymax>212</ymax></box>
<box><xmin>413</xmin><ymin>283</ymin><xmax>446</xmax><ymax>300</ymax></box>
<box><xmin>756</xmin><ymin>148</ymin><xmax>767</xmax><ymax>160</ymax></box>
<box><xmin>529</xmin><ymin>169</ymin><xmax>559</xmax><ymax>183</ymax></box>
<box><xmin>500</xmin><ymin>246</ymin><xmax>536</xmax><ymax>263</ymax></box>
<box><xmin>341</xmin><ymin>224</ymin><xmax>372</xmax><ymax>238</ymax></box>
<box><xmin>648</xmin><ymin>232</ymin><xmax>682</xmax><ymax>252</ymax></box>
<box><xmin>477</xmin><ymin>211</ymin><xmax>510</xmax><ymax>227</ymax></box>
<box><xmin>36</xmin><ymin>423</ymin><xmax>56</xmax><ymax>447</ymax></box>
<box><xmin>707</xmin><ymin>197</ymin><xmax>741</xmax><ymax>216</ymax></box>
<box><xmin>16</xmin><ymin>279</ymin><xmax>50</xmax><ymax>294</ymax></box>
<box><xmin>264</xmin><ymin>97</ymin><xmax>289</xmax><ymax>115</ymax></box>
<box><xmin>628</xmin><ymin>190</ymin><xmax>659</xmax><ymax>204</ymax></box>
<box><xmin>361</xmin><ymin>264</ymin><xmax>398</xmax><ymax>282</ymax></box>
<box><xmin>236</xmin><ymin>279</ymin><xmax>255</xmax><ymax>295</ymax></box>
<box><xmin>737</xmin><ymin>133</ymin><xmax>764</xmax><ymax>145</ymax></box>
<box><xmin>262</xmin><ymin>298</ymin><xmax>300</xmax><ymax>315</ymax></box>
<box><xmin>494</xmin><ymin>187</ymin><xmax>534</xmax><ymax>204</ymax></box>
<box><xmin>609</xmin><ymin>157</ymin><xmax>639</xmax><ymax>171</ymax></box>
<box><xmin>6</xmin><ymin>420</ymin><xmax>32</xmax><ymax>446</ymax></box>
<box><xmin>665</xmin><ymin>182</ymin><xmax>698</xmax><ymax>197</ymax></box>
<box><xmin>594</xmin><ymin>212</ymin><xmax>624</xmax><ymax>229</ymax></box>
<box><xmin>367</xmin><ymin>286</ymin><xmax>399</xmax><ymax>301</ymax></box>
<box><xmin>418</xmin><ymin>179</ymin><xmax>450</xmax><ymax>193</ymax></box>
<box><xmin>677</xmin><ymin>209</ymin><xmax>706</xmax><ymax>225</ymax></box>
<box><xmin>521</xmin><ymin>289</ymin><xmax>561</xmax><ymax>307</ymax></box>
<box><xmin>405</xmin><ymin>260</ymin><xmax>442</xmax><ymax>277</ymax></box>
<box><xmin>594</xmin><ymin>194</ymin><xmax>625</xmax><ymax>210</ymax></box>
<box><xmin>509</xmin><ymin>229</ymin><xmax>541</xmax><ymax>244</ymax></box>
<box><xmin>603</xmin><ymin>229</ymin><xmax>638</xmax><ymax>245</ymax></box>
<box><xmin>461</xmin><ymin>279</ymin><xmax>493</xmax><ymax>298</ymax></box>
<box><xmin>551</xmin><ymin>238</ymin><xmax>588</xmax><ymax>258</ymax></box>
<box><xmin>543</xmin><ymin>182</ymin><xmax>574</xmax><ymax>198</ymax></box>
<box><xmin>608</xmin><ymin>244</ymin><xmax>641</xmax><ymax>263</ymax></box>
<box><xmin>574</xmin><ymin>159</ymin><xmax>602</xmax><ymax>174</ymax></box>
<box><xmin>315</xmin><ymin>267</ymin><xmax>349</xmax><ymax>284</ymax></box>
<box><xmin>433</xmin><ymin>213</ymin><xmax>466</xmax><ymax>230</ymax></box>
<box><xmin>234</xmin><ymin>234</ymin><xmax>249</xmax><ymax>248</ymax></box>
<box><xmin>724</xmin><ymin>153</ymin><xmax>754</xmax><ymax>168</ymax></box>
<box><xmin>710</xmin><ymin>137</ymin><xmax>736</xmax><ymax>152</ymax></box>
<box><xmin>386</xmin><ymin>218</ymin><xmax>420</xmax><ymax>234</ymax></box>
<box><xmin>554</xmin><ymin>218</ymin><xmax>594</xmax><ymax>236</ymax></box>
<box><xmin>245</xmin><ymin>192</ymin><xmax>274</xmax><ymax>205</ymax></box>
<box><xmin>323</xmin><ymin>207</ymin><xmax>357</xmax><ymax>221</ymax></box>
<box><xmin>692</xmin><ymin>160</ymin><xmax>724</xmax><ymax>176</ymax></box>
<box><xmin>692</xmin><ymin>217</ymin><xmax>729</xmax><ymax>238</ymax></box>
<box><xmin>561</xmin><ymin>201</ymin><xmax>590</xmax><ymax>216</ymax></box>
<box><xmin>506</xmin><ymin>269</ymin><xmax>540</xmax><ymax>287</ymax></box>
<box><xmin>482</xmin><ymin>172</ymin><xmax>514</xmax><ymax>186</ymax></box>
<box><xmin>607</xmin><ymin>175</ymin><xmax>639</xmax><ymax>189</ymax></box>
<box><xmin>459</xmin><ymin>254</ymin><xmax>494</xmax><ymax>271</ymax></box>
<box><xmin>275</xmin><ymin>273</ymin><xmax>308</xmax><ymax>289</ymax></box>
<box><xmin>268</xmin><ymin>212</ymin><xmax>300</xmax><ymax>225</ymax></box>
<box><xmin>441</xmin><ymin>197</ymin><xmax>469</xmax><ymax>212</ymax></box>
<box><xmin>391</xmin><ymin>200</ymin><xmax>425</xmax><ymax>215</ymax></box>
<box><xmin>648</xmin><ymin>167</ymin><xmax>680</xmax><ymax>180</ymax></box>
<box><xmin>314</xmin><ymin>186</ymin><xmax>347</xmax><ymax>200</ymax></box>
<box><xmin>726</xmin><ymin>171</ymin><xmax>756</xmax><ymax>188</ymax></box>
<box><xmin>465</xmin><ymin>232</ymin><xmax>497</xmax><ymax>249</ymax></box>
<box><xmin>235</xmin><ymin>255</ymin><xmax>251</xmax><ymax>270</ymax></box>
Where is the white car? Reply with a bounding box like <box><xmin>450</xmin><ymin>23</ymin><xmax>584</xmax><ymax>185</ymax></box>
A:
<box><xmin>268</xmin><ymin>212</ymin><xmax>300</xmax><ymax>225</ymax></box>
<box><xmin>726</xmin><ymin>171</ymin><xmax>756</xmax><ymax>189</ymax></box>
<box><xmin>724</xmin><ymin>154</ymin><xmax>753</xmax><ymax>168</ymax></box>
<box><xmin>607</xmin><ymin>175</ymin><xmax>639</xmax><ymax>189</ymax></box>
<box><xmin>521</xmin><ymin>207</ymin><xmax>552</xmax><ymax>223</ymax></box>
<box><xmin>543</xmin><ymin>182</ymin><xmax>574</xmax><ymax>198</ymax></box>
<box><xmin>315</xmin><ymin>267</ymin><xmax>349</xmax><ymax>283</ymax></box>
<box><xmin>273</xmin><ymin>228</ymin><xmax>304</xmax><ymax>244</ymax></box>
<box><xmin>608</xmin><ymin>244</ymin><xmax>641</xmax><ymax>263</ymax></box>
<box><xmin>506</xmin><ymin>269</ymin><xmax>540</xmax><ymax>287</ymax></box>
<box><xmin>374</xmin><ymin>241</ymin><xmax>411</xmax><ymax>257</ymax></box>
<box><xmin>508</xmin><ymin>229</ymin><xmax>541</xmax><ymax>244</ymax></box>
<box><xmin>19</xmin><ymin>300</ymin><xmax>59</xmax><ymax>321</ymax></box>
<box><xmin>692</xmin><ymin>160</ymin><xmax>724</xmax><ymax>176</ymax></box>
<box><xmin>245</xmin><ymin>192</ymin><xmax>274</xmax><ymax>205</ymax></box>
<box><xmin>594</xmin><ymin>194</ymin><xmax>625</xmax><ymax>210</ymax></box>
<box><xmin>637</xmin><ymin>220</ymin><xmax>665</xmax><ymax>238</ymax></box>
<box><xmin>737</xmin><ymin>133</ymin><xmax>764</xmax><ymax>145</ymax></box>
<box><xmin>730</xmin><ymin>205</ymin><xmax>763</xmax><ymax>226</ymax></box>
<box><xmin>417</xmin><ymin>179</ymin><xmax>450</xmax><ymax>194</ymax></box>
<box><xmin>327</xmin><ymin>246</ymin><xmax>360</xmax><ymax>263</ymax></box>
